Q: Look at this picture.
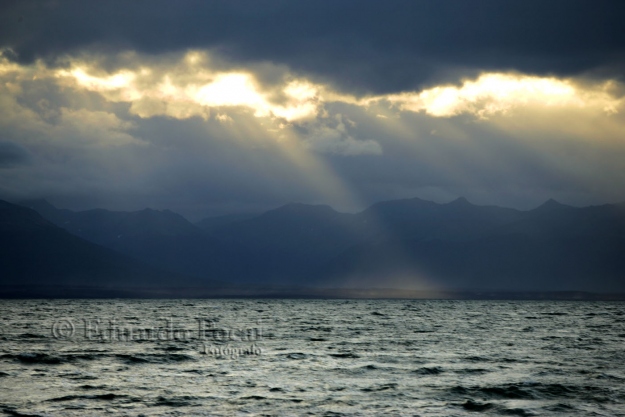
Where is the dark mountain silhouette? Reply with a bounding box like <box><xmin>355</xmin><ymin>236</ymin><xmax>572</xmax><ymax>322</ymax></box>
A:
<box><xmin>532</xmin><ymin>198</ymin><xmax>572</xmax><ymax>213</ymax></box>
<box><xmin>490</xmin><ymin>201</ymin><xmax>625</xmax><ymax>239</ymax></box>
<box><xmin>20</xmin><ymin>199</ymin><xmax>200</xmax><ymax>247</ymax></box>
<box><xmin>213</xmin><ymin>203</ymin><xmax>379</xmax><ymax>259</ymax></box>
<box><xmin>195</xmin><ymin>213</ymin><xmax>260</xmax><ymax>232</ymax></box>
<box><xmin>360</xmin><ymin>196</ymin><xmax>524</xmax><ymax>242</ymax></box>
<box><xmin>18</xmin><ymin>200</ymin><xmax>266</xmax><ymax>282</ymax></box>
<box><xmin>202</xmin><ymin>203</ymin><xmax>383</xmax><ymax>283</ymax></box>
<box><xmin>13</xmin><ymin>197</ymin><xmax>625</xmax><ymax>293</ymax></box>
<box><xmin>322</xmin><ymin>199</ymin><xmax>625</xmax><ymax>292</ymax></box>
<box><xmin>0</xmin><ymin>200</ymin><xmax>210</xmax><ymax>294</ymax></box>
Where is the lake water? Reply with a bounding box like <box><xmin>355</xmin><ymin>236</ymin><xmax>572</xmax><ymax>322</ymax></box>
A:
<box><xmin>1</xmin><ymin>299</ymin><xmax>624</xmax><ymax>416</ymax></box>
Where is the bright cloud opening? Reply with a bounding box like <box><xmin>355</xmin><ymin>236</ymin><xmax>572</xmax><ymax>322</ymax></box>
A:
<box><xmin>54</xmin><ymin>52</ymin><xmax>324</xmax><ymax>123</ymax></box>
<box><xmin>384</xmin><ymin>73</ymin><xmax>622</xmax><ymax>118</ymax></box>
<box><xmin>2</xmin><ymin>50</ymin><xmax>624</xmax><ymax>164</ymax></box>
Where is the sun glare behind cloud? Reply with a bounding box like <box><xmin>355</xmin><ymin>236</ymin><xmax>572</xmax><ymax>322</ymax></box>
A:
<box><xmin>2</xmin><ymin>48</ymin><xmax>625</xmax><ymax>211</ymax></box>
<box><xmin>383</xmin><ymin>73</ymin><xmax>622</xmax><ymax>119</ymax></box>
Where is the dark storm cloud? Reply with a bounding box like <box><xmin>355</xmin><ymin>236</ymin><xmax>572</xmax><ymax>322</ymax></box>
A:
<box><xmin>1</xmin><ymin>0</ymin><xmax>624</xmax><ymax>94</ymax></box>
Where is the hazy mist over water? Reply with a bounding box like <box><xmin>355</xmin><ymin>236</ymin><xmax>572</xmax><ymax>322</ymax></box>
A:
<box><xmin>1</xmin><ymin>299</ymin><xmax>624</xmax><ymax>416</ymax></box>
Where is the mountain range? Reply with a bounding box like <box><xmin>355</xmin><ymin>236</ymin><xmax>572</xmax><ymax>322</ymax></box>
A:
<box><xmin>0</xmin><ymin>200</ymin><xmax>212</xmax><ymax>297</ymax></box>
<box><xmin>2</xmin><ymin>196</ymin><xmax>624</xmax><ymax>296</ymax></box>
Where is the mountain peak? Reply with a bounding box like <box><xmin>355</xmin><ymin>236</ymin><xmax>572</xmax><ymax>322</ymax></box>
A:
<box><xmin>277</xmin><ymin>203</ymin><xmax>336</xmax><ymax>213</ymax></box>
<box><xmin>364</xmin><ymin>196</ymin><xmax>437</xmax><ymax>213</ymax></box>
<box><xmin>448</xmin><ymin>196</ymin><xmax>471</xmax><ymax>206</ymax></box>
<box><xmin>534</xmin><ymin>198</ymin><xmax>570</xmax><ymax>211</ymax></box>
<box><xmin>18</xmin><ymin>198</ymin><xmax>57</xmax><ymax>212</ymax></box>
<box><xmin>0</xmin><ymin>199</ymin><xmax>54</xmax><ymax>231</ymax></box>
<box><xmin>135</xmin><ymin>208</ymin><xmax>180</xmax><ymax>217</ymax></box>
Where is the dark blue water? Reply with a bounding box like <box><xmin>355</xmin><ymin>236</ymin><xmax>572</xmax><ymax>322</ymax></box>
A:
<box><xmin>1</xmin><ymin>300</ymin><xmax>624</xmax><ymax>416</ymax></box>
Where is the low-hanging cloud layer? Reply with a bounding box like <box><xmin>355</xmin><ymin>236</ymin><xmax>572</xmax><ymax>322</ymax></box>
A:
<box><xmin>0</xmin><ymin>1</ymin><xmax>624</xmax><ymax>218</ymax></box>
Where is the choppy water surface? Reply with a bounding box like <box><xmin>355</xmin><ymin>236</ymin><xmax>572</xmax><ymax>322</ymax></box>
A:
<box><xmin>0</xmin><ymin>300</ymin><xmax>624</xmax><ymax>416</ymax></box>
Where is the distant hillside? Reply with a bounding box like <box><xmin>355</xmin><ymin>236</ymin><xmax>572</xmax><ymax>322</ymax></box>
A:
<box><xmin>0</xmin><ymin>200</ymin><xmax>216</xmax><ymax>295</ymax></box>
<box><xmin>16</xmin><ymin>197</ymin><xmax>625</xmax><ymax>293</ymax></box>
<box><xmin>195</xmin><ymin>213</ymin><xmax>260</xmax><ymax>232</ymax></box>
<box><xmin>360</xmin><ymin>196</ymin><xmax>524</xmax><ymax>241</ymax></box>
<box><xmin>20</xmin><ymin>199</ymin><xmax>200</xmax><ymax>246</ymax></box>
<box><xmin>321</xmin><ymin>199</ymin><xmax>625</xmax><ymax>291</ymax></box>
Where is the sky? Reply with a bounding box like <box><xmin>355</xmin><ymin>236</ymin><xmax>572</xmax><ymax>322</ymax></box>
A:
<box><xmin>0</xmin><ymin>0</ymin><xmax>624</xmax><ymax>220</ymax></box>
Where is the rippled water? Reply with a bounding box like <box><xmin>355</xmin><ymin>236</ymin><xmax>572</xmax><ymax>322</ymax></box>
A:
<box><xmin>1</xmin><ymin>300</ymin><xmax>625</xmax><ymax>416</ymax></box>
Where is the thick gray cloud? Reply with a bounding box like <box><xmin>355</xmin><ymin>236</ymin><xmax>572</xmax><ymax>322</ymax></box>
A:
<box><xmin>1</xmin><ymin>1</ymin><xmax>624</xmax><ymax>94</ymax></box>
